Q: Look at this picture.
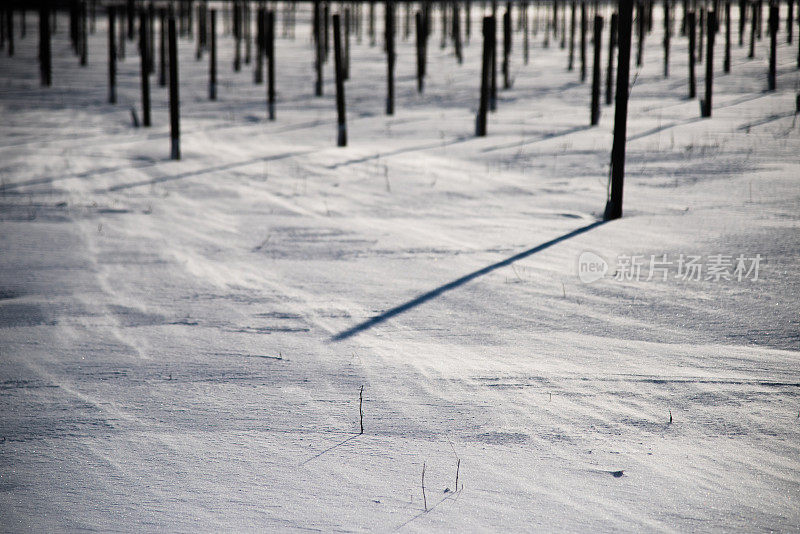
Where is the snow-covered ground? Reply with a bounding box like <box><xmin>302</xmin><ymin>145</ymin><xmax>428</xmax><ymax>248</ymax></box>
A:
<box><xmin>1</xmin><ymin>3</ymin><xmax>799</xmax><ymax>531</ymax></box>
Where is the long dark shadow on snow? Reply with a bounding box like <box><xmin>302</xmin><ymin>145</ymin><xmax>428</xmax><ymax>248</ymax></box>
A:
<box><xmin>95</xmin><ymin>150</ymin><xmax>312</xmax><ymax>193</ymax></box>
<box><xmin>325</xmin><ymin>135</ymin><xmax>474</xmax><ymax>170</ymax></box>
<box><xmin>331</xmin><ymin>220</ymin><xmax>606</xmax><ymax>342</ymax></box>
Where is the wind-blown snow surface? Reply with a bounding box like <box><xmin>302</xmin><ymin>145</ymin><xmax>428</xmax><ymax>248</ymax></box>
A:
<box><xmin>1</xmin><ymin>4</ymin><xmax>799</xmax><ymax>532</ymax></box>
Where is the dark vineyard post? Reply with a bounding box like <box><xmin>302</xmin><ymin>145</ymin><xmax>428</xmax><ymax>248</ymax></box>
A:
<box><xmin>416</xmin><ymin>11</ymin><xmax>425</xmax><ymax>91</ymax></box>
<box><xmin>698</xmin><ymin>9</ymin><xmax>704</xmax><ymax>63</ymax></box>
<box><xmin>591</xmin><ymin>14</ymin><xmax>603</xmax><ymax>125</ymax></box>
<box><xmin>688</xmin><ymin>10</ymin><xmax>696</xmax><ymax>97</ymax></box>
<box><xmin>701</xmin><ymin>10</ymin><xmax>715</xmax><ymax>117</ymax></box>
<box><xmin>244</xmin><ymin>3</ymin><xmax>251</xmax><ymax>65</ymax></box>
<box><xmin>490</xmin><ymin>1</ymin><xmax>497</xmax><ymax>111</ymax></box>
<box><xmin>606</xmin><ymin>12</ymin><xmax>617</xmax><ymax>105</ymax></box>
<box><xmin>168</xmin><ymin>14</ymin><xmax>180</xmax><ymax>160</ymax></box>
<box><xmin>127</xmin><ymin>0</ymin><xmax>134</xmax><ymax>39</ymax></box>
<box><xmin>369</xmin><ymin>0</ymin><xmax>375</xmax><ymax>46</ymax></box>
<box><xmin>724</xmin><ymin>1</ymin><xmax>731</xmax><ymax>72</ymax></box>
<box><xmin>788</xmin><ymin>0</ymin><xmax>794</xmax><ymax>43</ymax></box>
<box><xmin>569</xmin><ymin>1</ymin><xmax>576</xmax><ymax>70</ymax></box>
<box><xmin>454</xmin><ymin>3</ymin><xmax>463</xmax><ymax>64</ymax></box>
<box><xmin>386</xmin><ymin>0</ymin><xmax>395</xmax><ymax>115</ymax></box>
<box><xmin>440</xmin><ymin>0</ymin><xmax>447</xmax><ymax>49</ymax></box>
<box><xmin>267</xmin><ymin>10</ymin><xmax>275</xmax><ymax>120</ymax></box>
<box><xmin>476</xmin><ymin>16</ymin><xmax>493</xmax><ymax>136</ymax></box>
<box><xmin>681</xmin><ymin>0</ymin><xmax>687</xmax><ymax>35</ymax></box>
<box><xmin>502</xmin><ymin>5</ymin><xmax>511</xmax><ymax>88</ymax></box>
<box><xmin>148</xmin><ymin>3</ymin><xmax>154</xmax><ymax>73</ymax></box>
<box><xmin>344</xmin><ymin>8</ymin><xmax>350</xmax><ymax>79</ymax></box>
<box><xmin>333</xmin><ymin>13</ymin><xmax>347</xmax><ymax>146</ymax></box>
<box><xmin>159</xmin><ymin>9</ymin><xmax>166</xmax><ymax>86</ymax></box>
<box><xmin>315</xmin><ymin>0</ymin><xmax>323</xmax><ymax>96</ymax></box>
<box><xmin>663</xmin><ymin>0</ymin><xmax>670</xmax><ymax>77</ymax></box>
<box><xmin>109</xmin><ymin>7</ymin><xmax>117</xmax><ymax>103</ymax></box>
<box><xmin>324</xmin><ymin>3</ymin><xmax>330</xmax><ymax>60</ymax></box>
<box><xmin>580</xmin><ymin>2</ymin><xmax>587</xmax><ymax>80</ymax></box>
<box><xmin>560</xmin><ymin>2</ymin><xmax>567</xmax><ymax>48</ymax></box>
<box><xmin>39</xmin><ymin>7</ymin><xmax>52</xmax><ymax>86</ymax></box>
<box><xmin>768</xmin><ymin>3</ymin><xmax>778</xmax><ymax>89</ymax></box>
<box><xmin>738</xmin><ymin>0</ymin><xmax>745</xmax><ymax>46</ymax></box>
<box><xmin>636</xmin><ymin>0</ymin><xmax>645</xmax><ymax>66</ymax></box>
<box><xmin>80</xmin><ymin>1</ymin><xmax>87</xmax><ymax>65</ymax></box>
<box><xmin>749</xmin><ymin>1</ymin><xmax>756</xmax><ymax>58</ymax></box>
<box><xmin>757</xmin><ymin>0</ymin><xmax>762</xmax><ymax>40</ymax></box>
<box><xmin>139</xmin><ymin>11</ymin><xmax>151</xmax><ymax>127</ymax></box>
<box><xmin>523</xmin><ymin>2</ymin><xmax>530</xmax><ymax>64</ymax></box>
<box><xmin>209</xmin><ymin>10</ymin><xmax>217</xmax><ymax>99</ymax></box>
<box><xmin>604</xmin><ymin>0</ymin><xmax>633</xmax><ymax>221</ymax></box>
<box><xmin>553</xmin><ymin>0</ymin><xmax>559</xmax><ymax>41</ymax></box>
<box><xmin>404</xmin><ymin>2</ymin><xmax>410</xmax><ymax>40</ymax></box>
<box><xmin>255</xmin><ymin>7</ymin><xmax>264</xmax><ymax>84</ymax></box>
<box><xmin>233</xmin><ymin>1</ymin><xmax>241</xmax><ymax>72</ymax></box>
<box><xmin>196</xmin><ymin>2</ymin><xmax>204</xmax><ymax>60</ymax></box>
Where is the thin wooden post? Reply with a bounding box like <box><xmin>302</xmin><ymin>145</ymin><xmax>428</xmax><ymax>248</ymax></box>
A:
<box><xmin>699</xmin><ymin>8</ymin><xmax>705</xmax><ymax>62</ymax></box>
<box><xmin>604</xmin><ymin>0</ymin><xmax>633</xmax><ymax>221</ymax></box>
<box><xmin>159</xmin><ymin>8</ymin><xmax>167</xmax><ymax>86</ymax></box>
<box><xmin>523</xmin><ymin>2</ymin><xmax>530</xmax><ymax>64</ymax></box>
<box><xmin>344</xmin><ymin>8</ymin><xmax>351</xmax><ymax>79</ymax></box>
<box><xmin>209</xmin><ymin>10</ymin><xmax>217</xmax><ymax>99</ymax></box>
<box><xmin>663</xmin><ymin>0</ymin><xmax>670</xmax><ymax>77</ymax></box>
<box><xmin>333</xmin><ymin>13</ymin><xmax>347</xmax><ymax>146</ymax></box>
<box><xmin>636</xmin><ymin>0</ymin><xmax>645</xmax><ymax>66</ymax></box>
<box><xmin>454</xmin><ymin>3</ymin><xmax>463</xmax><ymax>64</ymax></box>
<box><xmin>724</xmin><ymin>1</ymin><xmax>731</xmax><ymax>72</ymax></box>
<box><xmin>168</xmin><ymin>14</ymin><xmax>180</xmax><ymax>160</ymax></box>
<box><xmin>606</xmin><ymin>12</ymin><xmax>617</xmax><ymax>105</ymax></box>
<box><xmin>148</xmin><ymin>3</ymin><xmax>155</xmax><ymax>73</ymax></box>
<box><xmin>416</xmin><ymin>11</ymin><xmax>425</xmax><ymax>92</ymax></box>
<box><xmin>490</xmin><ymin>1</ymin><xmax>497</xmax><ymax>110</ymax></box>
<box><xmin>580</xmin><ymin>1</ymin><xmax>587</xmax><ymax>80</ymax></box>
<box><xmin>315</xmin><ymin>0</ymin><xmax>323</xmax><ymax>96</ymax></box>
<box><xmin>591</xmin><ymin>14</ymin><xmax>603</xmax><ymax>125</ymax></box>
<box><xmin>39</xmin><ymin>7</ymin><xmax>52</xmax><ymax>87</ymax></box>
<box><xmin>749</xmin><ymin>1</ymin><xmax>756</xmax><ymax>57</ymax></box>
<box><xmin>701</xmin><ymin>10</ymin><xmax>715</xmax><ymax>117</ymax></box>
<box><xmin>244</xmin><ymin>2</ymin><xmax>251</xmax><ymax>65</ymax></box>
<box><xmin>139</xmin><ymin>11</ymin><xmax>151</xmax><ymax>127</ymax></box>
<box><xmin>255</xmin><ymin>7</ymin><xmax>264</xmax><ymax>83</ymax></box>
<box><xmin>233</xmin><ymin>0</ymin><xmax>241</xmax><ymax>71</ymax></box>
<box><xmin>108</xmin><ymin>7</ymin><xmax>117</xmax><ymax>103</ymax></box>
<box><xmin>768</xmin><ymin>3</ymin><xmax>778</xmax><ymax>89</ymax></box>
<box><xmin>476</xmin><ymin>16</ymin><xmax>494</xmax><ymax>136</ymax></box>
<box><xmin>502</xmin><ymin>4</ymin><xmax>511</xmax><ymax>88</ymax></box>
<box><xmin>127</xmin><ymin>0</ymin><xmax>135</xmax><ymax>39</ymax></box>
<box><xmin>788</xmin><ymin>0</ymin><xmax>794</xmax><ymax>43</ymax></box>
<box><xmin>569</xmin><ymin>1</ymin><xmax>576</xmax><ymax>69</ymax></box>
<box><xmin>688</xmin><ymin>10</ymin><xmax>697</xmax><ymax>97</ymax></box>
<box><xmin>266</xmin><ymin>10</ymin><xmax>275</xmax><ymax>119</ymax></box>
<box><xmin>80</xmin><ymin>1</ymin><xmax>87</xmax><ymax>65</ymax></box>
<box><xmin>324</xmin><ymin>3</ymin><xmax>330</xmax><ymax>60</ymax></box>
<box><xmin>386</xmin><ymin>0</ymin><xmax>395</xmax><ymax>115</ymax></box>
<box><xmin>738</xmin><ymin>0</ymin><xmax>746</xmax><ymax>46</ymax></box>
<box><xmin>369</xmin><ymin>0</ymin><xmax>375</xmax><ymax>46</ymax></box>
